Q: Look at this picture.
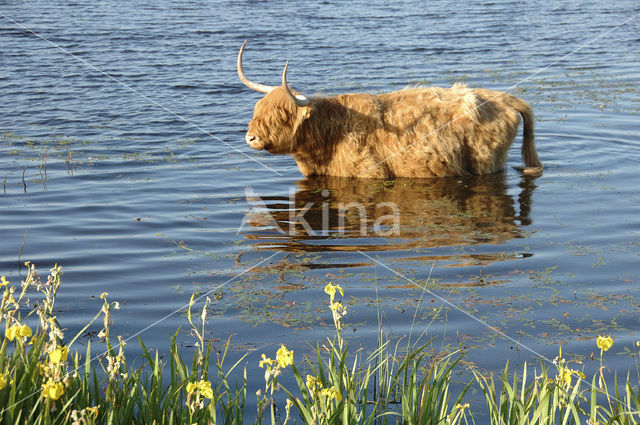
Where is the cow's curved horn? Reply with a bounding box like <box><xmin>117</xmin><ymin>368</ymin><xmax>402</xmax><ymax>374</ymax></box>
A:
<box><xmin>282</xmin><ymin>61</ymin><xmax>309</xmax><ymax>107</ymax></box>
<box><xmin>237</xmin><ymin>40</ymin><xmax>277</xmax><ymax>94</ymax></box>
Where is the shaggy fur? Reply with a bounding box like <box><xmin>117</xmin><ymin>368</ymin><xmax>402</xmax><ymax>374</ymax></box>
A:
<box><xmin>245</xmin><ymin>83</ymin><xmax>542</xmax><ymax>178</ymax></box>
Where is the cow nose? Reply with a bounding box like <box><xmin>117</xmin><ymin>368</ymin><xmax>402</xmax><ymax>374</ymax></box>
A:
<box><xmin>245</xmin><ymin>132</ymin><xmax>261</xmax><ymax>148</ymax></box>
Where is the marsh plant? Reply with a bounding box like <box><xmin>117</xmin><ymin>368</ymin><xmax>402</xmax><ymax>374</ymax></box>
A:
<box><xmin>1</xmin><ymin>262</ymin><xmax>639</xmax><ymax>424</ymax></box>
<box><xmin>0</xmin><ymin>263</ymin><xmax>247</xmax><ymax>424</ymax></box>
<box><xmin>474</xmin><ymin>338</ymin><xmax>640</xmax><ymax>425</ymax></box>
<box><xmin>255</xmin><ymin>281</ymin><xmax>470</xmax><ymax>425</ymax></box>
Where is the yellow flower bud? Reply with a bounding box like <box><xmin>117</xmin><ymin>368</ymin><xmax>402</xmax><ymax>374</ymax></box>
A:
<box><xmin>86</xmin><ymin>406</ymin><xmax>99</xmax><ymax>416</ymax></box>
<box><xmin>560</xmin><ymin>368</ymin><xmax>572</xmax><ymax>387</ymax></box>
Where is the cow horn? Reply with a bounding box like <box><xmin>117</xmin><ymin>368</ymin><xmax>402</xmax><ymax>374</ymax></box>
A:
<box><xmin>237</xmin><ymin>40</ymin><xmax>277</xmax><ymax>94</ymax></box>
<box><xmin>282</xmin><ymin>61</ymin><xmax>309</xmax><ymax>107</ymax></box>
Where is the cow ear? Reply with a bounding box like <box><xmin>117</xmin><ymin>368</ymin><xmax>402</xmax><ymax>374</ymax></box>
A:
<box><xmin>301</xmin><ymin>105</ymin><xmax>312</xmax><ymax>120</ymax></box>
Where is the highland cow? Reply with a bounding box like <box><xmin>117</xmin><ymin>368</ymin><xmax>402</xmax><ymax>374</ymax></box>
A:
<box><xmin>238</xmin><ymin>41</ymin><xmax>542</xmax><ymax>178</ymax></box>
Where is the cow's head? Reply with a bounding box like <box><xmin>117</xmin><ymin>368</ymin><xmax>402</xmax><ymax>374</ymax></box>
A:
<box><xmin>238</xmin><ymin>41</ymin><xmax>311</xmax><ymax>154</ymax></box>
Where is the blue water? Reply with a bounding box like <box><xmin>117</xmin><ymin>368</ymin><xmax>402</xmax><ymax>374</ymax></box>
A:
<box><xmin>1</xmin><ymin>0</ymin><xmax>639</xmax><ymax>417</ymax></box>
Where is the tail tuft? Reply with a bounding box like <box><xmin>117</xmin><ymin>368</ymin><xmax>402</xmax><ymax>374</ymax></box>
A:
<box><xmin>510</xmin><ymin>95</ymin><xmax>542</xmax><ymax>173</ymax></box>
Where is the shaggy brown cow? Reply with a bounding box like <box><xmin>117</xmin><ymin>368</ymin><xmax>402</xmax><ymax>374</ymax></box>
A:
<box><xmin>238</xmin><ymin>41</ymin><xmax>542</xmax><ymax>178</ymax></box>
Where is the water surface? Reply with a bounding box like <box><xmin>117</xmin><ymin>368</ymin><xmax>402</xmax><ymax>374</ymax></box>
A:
<box><xmin>1</xmin><ymin>0</ymin><xmax>639</xmax><ymax>415</ymax></box>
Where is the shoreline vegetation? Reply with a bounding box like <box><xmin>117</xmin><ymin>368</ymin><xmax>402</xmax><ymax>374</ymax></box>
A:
<box><xmin>1</xmin><ymin>263</ymin><xmax>639</xmax><ymax>424</ymax></box>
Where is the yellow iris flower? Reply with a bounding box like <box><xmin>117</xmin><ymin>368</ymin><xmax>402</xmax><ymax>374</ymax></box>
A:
<box><xmin>597</xmin><ymin>335</ymin><xmax>613</xmax><ymax>352</ymax></box>
<box><xmin>41</xmin><ymin>380</ymin><xmax>65</xmax><ymax>400</ymax></box>
<box><xmin>320</xmin><ymin>386</ymin><xmax>343</xmax><ymax>402</ymax></box>
<box><xmin>330</xmin><ymin>301</ymin><xmax>346</xmax><ymax>313</ymax></box>
<box><xmin>20</xmin><ymin>325</ymin><xmax>32</xmax><ymax>338</ymax></box>
<box><xmin>5</xmin><ymin>325</ymin><xmax>18</xmax><ymax>341</ymax></box>
<box><xmin>324</xmin><ymin>282</ymin><xmax>344</xmax><ymax>302</ymax></box>
<box><xmin>276</xmin><ymin>345</ymin><xmax>294</xmax><ymax>368</ymax></box>
<box><xmin>186</xmin><ymin>379</ymin><xmax>213</xmax><ymax>399</ymax></box>
<box><xmin>49</xmin><ymin>346</ymin><xmax>69</xmax><ymax>364</ymax></box>
<box><xmin>259</xmin><ymin>353</ymin><xmax>274</xmax><ymax>368</ymax></box>
<box><xmin>196</xmin><ymin>380</ymin><xmax>213</xmax><ymax>399</ymax></box>
<box><xmin>5</xmin><ymin>324</ymin><xmax>32</xmax><ymax>341</ymax></box>
<box><xmin>306</xmin><ymin>374</ymin><xmax>320</xmax><ymax>392</ymax></box>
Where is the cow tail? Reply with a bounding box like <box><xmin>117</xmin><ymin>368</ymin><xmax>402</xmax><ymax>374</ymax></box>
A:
<box><xmin>510</xmin><ymin>96</ymin><xmax>542</xmax><ymax>174</ymax></box>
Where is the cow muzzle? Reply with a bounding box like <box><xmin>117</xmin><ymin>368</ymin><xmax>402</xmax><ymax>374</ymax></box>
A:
<box><xmin>245</xmin><ymin>133</ymin><xmax>265</xmax><ymax>150</ymax></box>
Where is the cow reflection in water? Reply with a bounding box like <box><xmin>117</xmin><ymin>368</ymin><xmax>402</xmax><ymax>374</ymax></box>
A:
<box><xmin>240</xmin><ymin>174</ymin><xmax>536</xmax><ymax>255</ymax></box>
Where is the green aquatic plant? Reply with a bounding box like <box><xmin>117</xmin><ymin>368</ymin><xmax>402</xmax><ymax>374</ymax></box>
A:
<box><xmin>474</xmin><ymin>342</ymin><xmax>640</xmax><ymax>425</ymax></box>
<box><xmin>2</xmin><ymin>262</ymin><xmax>640</xmax><ymax>424</ymax></box>
<box><xmin>0</xmin><ymin>263</ymin><xmax>247</xmax><ymax>424</ymax></box>
<box><xmin>267</xmin><ymin>281</ymin><xmax>470</xmax><ymax>425</ymax></box>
